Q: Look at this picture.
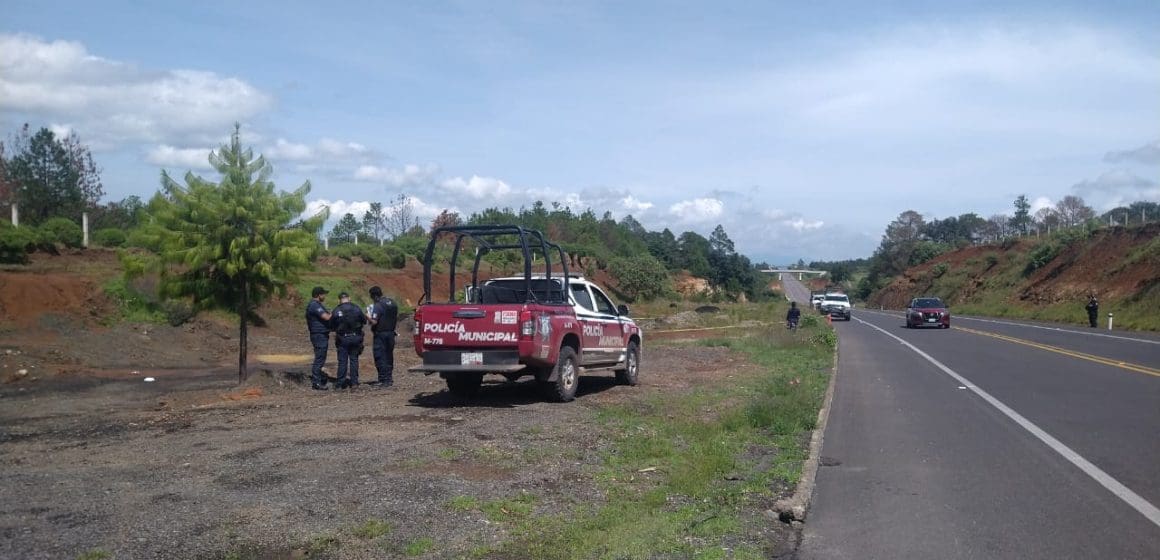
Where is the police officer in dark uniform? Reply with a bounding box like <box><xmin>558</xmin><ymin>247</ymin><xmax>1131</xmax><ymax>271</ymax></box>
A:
<box><xmin>330</xmin><ymin>292</ymin><xmax>367</xmax><ymax>389</ymax></box>
<box><xmin>1085</xmin><ymin>294</ymin><xmax>1099</xmax><ymax>328</ymax></box>
<box><xmin>305</xmin><ymin>286</ymin><xmax>332</xmax><ymax>390</ymax></box>
<box><xmin>367</xmin><ymin>286</ymin><xmax>399</xmax><ymax>388</ymax></box>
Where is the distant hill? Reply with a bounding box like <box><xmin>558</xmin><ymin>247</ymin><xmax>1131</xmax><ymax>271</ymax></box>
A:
<box><xmin>868</xmin><ymin>223</ymin><xmax>1160</xmax><ymax>330</ymax></box>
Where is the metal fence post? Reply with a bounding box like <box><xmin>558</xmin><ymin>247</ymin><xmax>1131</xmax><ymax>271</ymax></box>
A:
<box><xmin>1108</xmin><ymin>312</ymin><xmax>1114</xmax><ymax>331</ymax></box>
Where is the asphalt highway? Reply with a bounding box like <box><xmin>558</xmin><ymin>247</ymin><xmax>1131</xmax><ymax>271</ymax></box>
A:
<box><xmin>780</xmin><ymin>276</ymin><xmax>1160</xmax><ymax>559</ymax></box>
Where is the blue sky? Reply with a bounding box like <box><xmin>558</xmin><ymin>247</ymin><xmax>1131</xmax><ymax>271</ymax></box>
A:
<box><xmin>3</xmin><ymin>1</ymin><xmax>1158</xmax><ymax>263</ymax></box>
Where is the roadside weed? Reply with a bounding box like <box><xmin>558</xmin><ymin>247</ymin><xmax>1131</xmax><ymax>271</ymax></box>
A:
<box><xmin>303</xmin><ymin>534</ymin><xmax>339</xmax><ymax>556</ymax></box>
<box><xmin>447</xmin><ymin>495</ymin><xmax>480</xmax><ymax>511</ymax></box>
<box><xmin>480</xmin><ymin>493</ymin><xmax>537</xmax><ymax>522</ymax></box>
<box><xmin>489</xmin><ymin>320</ymin><xmax>832</xmax><ymax>559</ymax></box>
<box><xmin>403</xmin><ymin>537</ymin><xmax>435</xmax><ymax>556</ymax></box>
<box><xmin>75</xmin><ymin>551</ymin><xmax>112</xmax><ymax>560</ymax></box>
<box><xmin>352</xmin><ymin>518</ymin><xmax>392</xmax><ymax>539</ymax></box>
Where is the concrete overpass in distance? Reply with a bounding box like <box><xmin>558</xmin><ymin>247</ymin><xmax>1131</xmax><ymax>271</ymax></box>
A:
<box><xmin>760</xmin><ymin>269</ymin><xmax>829</xmax><ymax>280</ymax></box>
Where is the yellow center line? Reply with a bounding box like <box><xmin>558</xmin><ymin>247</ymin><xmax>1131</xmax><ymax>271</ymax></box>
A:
<box><xmin>955</xmin><ymin>326</ymin><xmax>1160</xmax><ymax>378</ymax></box>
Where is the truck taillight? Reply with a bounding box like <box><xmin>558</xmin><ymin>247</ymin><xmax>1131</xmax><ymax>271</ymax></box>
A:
<box><xmin>520</xmin><ymin>309</ymin><xmax>534</xmax><ymax>339</ymax></box>
<box><xmin>412</xmin><ymin>308</ymin><xmax>422</xmax><ymax>336</ymax></box>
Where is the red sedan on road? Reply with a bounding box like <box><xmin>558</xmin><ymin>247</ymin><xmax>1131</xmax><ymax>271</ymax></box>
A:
<box><xmin>905</xmin><ymin>297</ymin><xmax>951</xmax><ymax>329</ymax></box>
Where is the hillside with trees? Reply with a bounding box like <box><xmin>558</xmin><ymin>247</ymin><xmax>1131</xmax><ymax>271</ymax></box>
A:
<box><xmin>843</xmin><ymin>195</ymin><xmax>1160</xmax><ymax>330</ymax></box>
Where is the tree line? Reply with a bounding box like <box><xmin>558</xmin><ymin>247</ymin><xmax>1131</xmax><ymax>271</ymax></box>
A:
<box><xmin>2</xmin><ymin>123</ymin><xmax>775</xmax><ymax>380</ymax></box>
<box><xmin>848</xmin><ymin>194</ymin><xmax>1158</xmax><ymax>300</ymax></box>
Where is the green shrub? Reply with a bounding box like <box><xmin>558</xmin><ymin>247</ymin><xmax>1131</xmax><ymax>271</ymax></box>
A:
<box><xmin>39</xmin><ymin>217</ymin><xmax>84</xmax><ymax>248</ymax></box>
<box><xmin>1024</xmin><ymin>242</ymin><xmax>1061</xmax><ymax>276</ymax></box>
<box><xmin>931</xmin><ymin>262</ymin><xmax>950</xmax><ymax>278</ymax></box>
<box><xmin>162</xmin><ymin>300</ymin><xmax>196</xmax><ymax>326</ymax></box>
<box><xmin>93</xmin><ymin>228</ymin><xmax>127</xmax><ymax>247</ymax></box>
<box><xmin>0</xmin><ymin>224</ymin><xmax>37</xmax><ymax>264</ymax></box>
<box><xmin>984</xmin><ymin>253</ymin><xmax>999</xmax><ymax>268</ymax></box>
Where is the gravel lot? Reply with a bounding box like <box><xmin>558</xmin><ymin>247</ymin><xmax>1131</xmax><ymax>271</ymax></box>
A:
<box><xmin>0</xmin><ymin>333</ymin><xmax>798</xmax><ymax>559</ymax></box>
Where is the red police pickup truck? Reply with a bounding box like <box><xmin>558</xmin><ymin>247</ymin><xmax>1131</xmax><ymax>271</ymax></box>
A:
<box><xmin>408</xmin><ymin>225</ymin><xmax>642</xmax><ymax>402</ymax></box>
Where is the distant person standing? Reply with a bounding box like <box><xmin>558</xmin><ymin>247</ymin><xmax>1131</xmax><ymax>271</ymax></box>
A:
<box><xmin>367</xmin><ymin>286</ymin><xmax>399</xmax><ymax>388</ymax></box>
<box><xmin>1085</xmin><ymin>294</ymin><xmax>1099</xmax><ymax>328</ymax></box>
<box><xmin>330</xmin><ymin>292</ymin><xmax>367</xmax><ymax>389</ymax></box>
<box><xmin>305</xmin><ymin>286</ymin><xmax>332</xmax><ymax>390</ymax></box>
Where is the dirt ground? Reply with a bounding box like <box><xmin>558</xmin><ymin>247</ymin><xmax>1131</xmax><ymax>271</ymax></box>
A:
<box><xmin>0</xmin><ymin>261</ymin><xmax>799</xmax><ymax>559</ymax></box>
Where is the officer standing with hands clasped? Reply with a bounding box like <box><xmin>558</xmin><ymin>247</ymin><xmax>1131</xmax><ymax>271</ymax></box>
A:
<box><xmin>306</xmin><ymin>286</ymin><xmax>332</xmax><ymax>390</ymax></box>
<box><xmin>331</xmin><ymin>292</ymin><xmax>367</xmax><ymax>389</ymax></box>
<box><xmin>1085</xmin><ymin>293</ymin><xmax>1100</xmax><ymax>328</ymax></box>
<box><xmin>367</xmin><ymin>286</ymin><xmax>399</xmax><ymax>388</ymax></box>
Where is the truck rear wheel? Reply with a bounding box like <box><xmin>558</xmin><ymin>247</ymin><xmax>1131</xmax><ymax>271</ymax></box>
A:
<box><xmin>540</xmin><ymin>346</ymin><xmax>579</xmax><ymax>402</ymax></box>
<box><xmin>614</xmin><ymin>341</ymin><xmax>640</xmax><ymax>386</ymax></box>
<box><xmin>446</xmin><ymin>373</ymin><xmax>483</xmax><ymax>397</ymax></box>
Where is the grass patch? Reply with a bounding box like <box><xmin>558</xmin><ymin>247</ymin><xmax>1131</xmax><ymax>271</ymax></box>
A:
<box><xmin>436</xmin><ymin>447</ymin><xmax>461</xmax><ymax>460</ymax></box>
<box><xmin>302</xmin><ymin>534</ymin><xmax>339</xmax><ymax>557</ymax></box>
<box><xmin>486</xmin><ymin>310</ymin><xmax>833</xmax><ymax>559</ymax></box>
<box><xmin>76</xmin><ymin>551</ymin><xmax>111</xmax><ymax>560</ymax></box>
<box><xmin>404</xmin><ymin>537</ymin><xmax>435</xmax><ymax>556</ymax></box>
<box><xmin>447</xmin><ymin>495</ymin><xmax>480</xmax><ymax>511</ymax></box>
<box><xmin>351</xmin><ymin>518</ymin><xmax>392</xmax><ymax>539</ymax></box>
<box><xmin>102</xmin><ymin>277</ymin><xmax>167</xmax><ymax>324</ymax></box>
<box><xmin>480</xmin><ymin>493</ymin><xmax>537</xmax><ymax>523</ymax></box>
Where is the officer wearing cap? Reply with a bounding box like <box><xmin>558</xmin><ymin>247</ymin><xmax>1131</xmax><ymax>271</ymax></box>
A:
<box><xmin>367</xmin><ymin>286</ymin><xmax>399</xmax><ymax>388</ymax></box>
<box><xmin>306</xmin><ymin>286</ymin><xmax>332</xmax><ymax>390</ymax></box>
<box><xmin>330</xmin><ymin>292</ymin><xmax>367</xmax><ymax>389</ymax></box>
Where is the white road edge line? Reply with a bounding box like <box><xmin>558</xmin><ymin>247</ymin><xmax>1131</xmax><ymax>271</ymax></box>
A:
<box><xmin>853</xmin><ymin>316</ymin><xmax>1160</xmax><ymax>529</ymax></box>
<box><xmin>856</xmin><ymin>309</ymin><xmax>1159</xmax><ymax>345</ymax></box>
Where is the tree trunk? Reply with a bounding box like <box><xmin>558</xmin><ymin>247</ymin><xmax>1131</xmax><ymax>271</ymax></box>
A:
<box><xmin>239</xmin><ymin>278</ymin><xmax>248</xmax><ymax>384</ymax></box>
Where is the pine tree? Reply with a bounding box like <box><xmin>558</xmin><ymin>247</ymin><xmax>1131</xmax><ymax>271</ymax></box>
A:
<box><xmin>147</xmin><ymin>125</ymin><xmax>326</xmax><ymax>382</ymax></box>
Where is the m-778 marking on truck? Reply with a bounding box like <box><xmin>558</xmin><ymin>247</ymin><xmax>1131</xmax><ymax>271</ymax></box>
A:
<box><xmin>408</xmin><ymin>224</ymin><xmax>642</xmax><ymax>402</ymax></box>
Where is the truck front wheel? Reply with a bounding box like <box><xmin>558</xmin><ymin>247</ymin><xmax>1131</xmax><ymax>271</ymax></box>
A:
<box><xmin>614</xmin><ymin>341</ymin><xmax>640</xmax><ymax>386</ymax></box>
<box><xmin>446</xmin><ymin>373</ymin><xmax>483</xmax><ymax>397</ymax></box>
<box><xmin>540</xmin><ymin>346</ymin><xmax>579</xmax><ymax>402</ymax></box>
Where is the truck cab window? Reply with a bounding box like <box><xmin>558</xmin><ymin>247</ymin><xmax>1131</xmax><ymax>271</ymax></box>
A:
<box><xmin>570</xmin><ymin>284</ymin><xmax>594</xmax><ymax>311</ymax></box>
<box><xmin>592</xmin><ymin>288</ymin><xmax>616</xmax><ymax>315</ymax></box>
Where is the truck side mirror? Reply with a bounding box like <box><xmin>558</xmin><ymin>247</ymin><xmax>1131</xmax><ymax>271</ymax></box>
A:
<box><xmin>464</xmin><ymin>286</ymin><xmax>477</xmax><ymax>304</ymax></box>
<box><xmin>617</xmin><ymin>304</ymin><xmax>630</xmax><ymax>316</ymax></box>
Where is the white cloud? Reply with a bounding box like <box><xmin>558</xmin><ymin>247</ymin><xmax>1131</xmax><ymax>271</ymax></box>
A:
<box><xmin>620</xmin><ymin>195</ymin><xmax>654</xmax><ymax>212</ymax></box>
<box><xmin>0</xmin><ymin>33</ymin><xmax>271</xmax><ymax>145</ymax></box>
<box><xmin>265</xmin><ymin>137</ymin><xmax>373</xmax><ymax>163</ymax></box>
<box><xmin>304</xmin><ymin>199</ymin><xmax>372</xmax><ymax>222</ymax></box>
<box><xmin>668</xmin><ymin>198</ymin><xmax>724</xmax><ymax>223</ymax></box>
<box><xmin>145</xmin><ymin>145</ymin><xmax>213</xmax><ymax>169</ymax></box>
<box><xmin>265</xmin><ymin>139</ymin><xmax>314</xmax><ymax>161</ymax></box>
<box><xmin>1030</xmin><ymin>196</ymin><xmax>1054</xmax><ymax>213</ymax></box>
<box><xmin>441</xmin><ymin>175</ymin><xmax>512</xmax><ymax>199</ymax></box>
<box><xmin>784</xmin><ymin>218</ymin><xmax>824</xmax><ymax>232</ymax></box>
<box><xmin>353</xmin><ymin>163</ymin><xmax>438</xmax><ymax>187</ymax></box>
<box><xmin>317</xmin><ymin>138</ymin><xmax>370</xmax><ymax>158</ymax></box>
<box><xmin>305</xmin><ymin>195</ymin><xmax>453</xmax><ymax>231</ymax></box>
<box><xmin>1104</xmin><ymin>140</ymin><xmax>1160</xmax><ymax>165</ymax></box>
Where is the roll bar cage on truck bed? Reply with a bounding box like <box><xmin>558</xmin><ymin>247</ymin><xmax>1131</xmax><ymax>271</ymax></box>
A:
<box><xmin>417</xmin><ymin>224</ymin><xmax>571</xmax><ymax>307</ymax></box>
<box><xmin>410</xmin><ymin>224</ymin><xmax>642</xmax><ymax>402</ymax></box>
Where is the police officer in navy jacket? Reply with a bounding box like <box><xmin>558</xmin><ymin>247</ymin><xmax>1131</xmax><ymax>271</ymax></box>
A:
<box><xmin>305</xmin><ymin>286</ymin><xmax>332</xmax><ymax>390</ymax></box>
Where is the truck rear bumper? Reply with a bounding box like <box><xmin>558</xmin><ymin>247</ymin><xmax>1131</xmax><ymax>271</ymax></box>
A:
<box><xmin>408</xmin><ymin>364</ymin><xmax>527</xmax><ymax>374</ymax></box>
<box><xmin>409</xmin><ymin>349</ymin><xmax>526</xmax><ymax>374</ymax></box>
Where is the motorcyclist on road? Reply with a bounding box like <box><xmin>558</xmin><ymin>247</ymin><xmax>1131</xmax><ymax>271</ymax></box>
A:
<box><xmin>786</xmin><ymin>301</ymin><xmax>801</xmax><ymax>329</ymax></box>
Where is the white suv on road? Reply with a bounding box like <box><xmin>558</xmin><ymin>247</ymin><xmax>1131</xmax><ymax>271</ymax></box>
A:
<box><xmin>820</xmin><ymin>293</ymin><xmax>852</xmax><ymax>321</ymax></box>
